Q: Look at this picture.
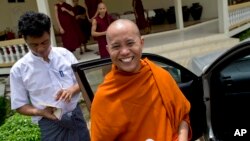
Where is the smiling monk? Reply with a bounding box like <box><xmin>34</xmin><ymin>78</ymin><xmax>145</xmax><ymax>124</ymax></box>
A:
<box><xmin>91</xmin><ymin>19</ymin><xmax>192</xmax><ymax>141</ymax></box>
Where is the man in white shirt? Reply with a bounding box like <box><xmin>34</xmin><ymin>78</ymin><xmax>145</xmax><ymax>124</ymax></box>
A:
<box><xmin>10</xmin><ymin>11</ymin><xmax>90</xmax><ymax>141</ymax></box>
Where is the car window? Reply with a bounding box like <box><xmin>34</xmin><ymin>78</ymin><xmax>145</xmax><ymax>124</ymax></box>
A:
<box><xmin>84</xmin><ymin>65</ymin><xmax>112</xmax><ymax>94</ymax></box>
<box><xmin>152</xmin><ymin>61</ymin><xmax>182</xmax><ymax>83</ymax></box>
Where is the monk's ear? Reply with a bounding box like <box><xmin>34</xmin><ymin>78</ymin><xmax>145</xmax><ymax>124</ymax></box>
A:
<box><xmin>140</xmin><ymin>36</ymin><xmax>144</xmax><ymax>49</ymax></box>
<box><xmin>106</xmin><ymin>45</ymin><xmax>110</xmax><ymax>54</ymax></box>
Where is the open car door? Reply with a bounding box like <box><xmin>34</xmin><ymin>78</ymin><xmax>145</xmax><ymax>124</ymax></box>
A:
<box><xmin>72</xmin><ymin>53</ymin><xmax>206</xmax><ymax>141</ymax></box>
<box><xmin>202</xmin><ymin>41</ymin><xmax>250</xmax><ymax>141</ymax></box>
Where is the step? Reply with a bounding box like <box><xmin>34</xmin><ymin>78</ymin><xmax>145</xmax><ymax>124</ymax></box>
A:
<box><xmin>160</xmin><ymin>38</ymin><xmax>239</xmax><ymax>67</ymax></box>
<box><xmin>164</xmin><ymin>38</ymin><xmax>239</xmax><ymax>60</ymax></box>
<box><xmin>143</xmin><ymin>34</ymin><xmax>229</xmax><ymax>54</ymax></box>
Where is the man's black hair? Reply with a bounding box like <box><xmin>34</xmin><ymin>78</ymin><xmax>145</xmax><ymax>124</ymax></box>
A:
<box><xmin>18</xmin><ymin>11</ymin><xmax>51</xmax><ymax>38</ymax></box>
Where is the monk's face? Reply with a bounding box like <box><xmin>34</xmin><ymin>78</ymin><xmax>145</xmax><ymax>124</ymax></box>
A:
<box><xmin>98</xmin><ymin>3</ymin><xmax>107</xmax><ymax>16</ymax></box>
<box><xmin>106</xmin><ymin>20</ymin><xmax>143</xmax><ymax>73</ymax></box>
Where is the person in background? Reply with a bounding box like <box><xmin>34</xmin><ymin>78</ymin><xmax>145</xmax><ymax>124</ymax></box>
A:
<box><xmin>54</xmin><ymin>0</ymin><xmax>83</xmax><ymax>54</ymax></box>
<box><xmin>91</xmin><ymin>2</ymin><xmax>115</xmax><ymax>58</ymax></box>
<box><xmin>84</xmin><ymin>0</ymin><xmax>102</xmax><ymax>21</ymax></box>
<box><xmin>10</xmin><ymin>11</ymin><xmax>90</xmax><ymax>141</ymax></box>
<box><xmin>91</xmin><ymin>19</ymin><xmax>192</xmax><ymax>141</ymax></box>
<box><xmin>73</xmin><ymin>0</ymin><xmax>92</xmax><ymax>54</ymax></box>
<box><xmin>132</xmin><ymin>0</ymin><xmax>150</xmax><ymax>34</ymax></box>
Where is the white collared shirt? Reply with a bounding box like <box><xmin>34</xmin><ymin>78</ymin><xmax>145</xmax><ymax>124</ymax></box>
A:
<box><xmin>10</xmin><ymin>47</ymin><xmax>80</xmax><ymax>123</ymax></box>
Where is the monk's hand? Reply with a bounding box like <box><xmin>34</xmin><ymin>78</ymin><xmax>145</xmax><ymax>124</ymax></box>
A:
<box><xmin>61</xmin><ymin>7</ymin><xmax>67</xmax><ymax>12</ymax></box>
<box><xmin>178</xmin><ymin>120</ymin><xmax>189</xmax><ymax>141</ymax></box>
<box><xmin>59</xmin><ymin>27</ymin><xmax>64</xmax><ymax>34</ymax></box>
<box><xmin>55</xmin><ymin>89</ymin><xmax>73</xmax><ymax>103</ymax></box>
<box><xmin>39</xmin><ymin>107</ymin><xmax>58</xmax><ymax>120</ymax></box>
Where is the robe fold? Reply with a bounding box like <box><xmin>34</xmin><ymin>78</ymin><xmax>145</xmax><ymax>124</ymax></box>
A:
<box><xmin>132</xmin><ymin>0</ymin><xmax>149</xmax><ymax>30</ymax></box>
<box><xmin>73</xmin><ymin>5</ymin><xmax>91</xmax><ymax>43</ymax></box>
<box><xmin>56</xmin><ymin>2</ymin><xmax>81</xmax><ymax>52</ymax></box>
<box><xmin>85</xmin><ymin>0</ymin><xmax>102</xmax><ymax>19</ymax></box>
<box><xmin>91</xmin><ymin>58</ymin><xmax>191</xmax><ymax>141</ymax></box>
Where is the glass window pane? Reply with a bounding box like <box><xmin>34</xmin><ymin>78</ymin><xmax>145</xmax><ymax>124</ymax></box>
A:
<box><xmin>84</xmin><ymin>65</ymin><xmax>112</xmax><ymax>94</ymax></box>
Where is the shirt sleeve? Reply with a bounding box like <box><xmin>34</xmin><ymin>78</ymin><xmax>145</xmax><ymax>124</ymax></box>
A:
<box><xmin>10</xmin><ymin>68</ymin><xmax>29</xmax><ymax>110</ymax></box>
<box><xmin>64</xmin><ymin>48</ymin><xmax>78</xmax><ymax>64</ymax></box>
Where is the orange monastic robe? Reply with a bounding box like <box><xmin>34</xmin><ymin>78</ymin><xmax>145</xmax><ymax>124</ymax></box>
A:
<box><xmin>91</xmin><ymin>58</ymin><xmax>191</xmax><ymax>141</ymax></box>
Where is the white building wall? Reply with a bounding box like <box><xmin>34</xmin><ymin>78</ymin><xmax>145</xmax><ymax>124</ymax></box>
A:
<box><xmin>0</xmin><ymin>0</ymin><xmax>38</xmax><ymax>36</ymax></box>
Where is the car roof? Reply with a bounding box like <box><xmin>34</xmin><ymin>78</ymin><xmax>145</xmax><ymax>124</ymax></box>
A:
<box><xmin>187</xmin><ymin>37</ymin><xmax>250</xmax><ymax>76</ymax></box>
<box><xmin>187</xmin><ymin>49</ymin><xmax>227</xmax><ymax>76</ymax></box>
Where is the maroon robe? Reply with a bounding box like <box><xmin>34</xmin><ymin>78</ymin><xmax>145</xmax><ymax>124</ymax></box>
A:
<box><xmin>132</xmin><ymin>0</ymin><xmax>149</xmax><ymax>30</ymax></box>
<box><xmin>85</xmin><ymin>0</ymin><xmax>102</xmax><ymax>19</ymax></box>
<box><xmin>56</xmin><ymin>2</ymin><xmax>81</xmax><ymax>52</ymax></box>
<box><xmin>73</xmin><ymin>5</ymin><xmax>91</xmax><ymax>43</ymax></box>
<box><xmin>95</xmin><ymin>13</ymin><xmax>114</xmax><ymax>58</ymax></box>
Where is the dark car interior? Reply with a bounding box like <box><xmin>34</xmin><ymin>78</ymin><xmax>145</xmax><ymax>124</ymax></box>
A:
<box><xmin>72</xmin><ymin>53</ymin><xmax>206</xmax><ymax>141</ymax></box>
<box><xmin>210</xmin><ymin>53</ymin><xmax>250</xmax><ymax>140</ymax></box>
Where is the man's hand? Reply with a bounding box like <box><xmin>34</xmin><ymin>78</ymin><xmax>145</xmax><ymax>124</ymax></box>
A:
<box><xmin>55</xmin><ymin>89</ymin><xmax>73</xmax><ymax>103</ymax></box>
<box><xmin>16</xmin><ymin>104</ymin><xmax>58</xmax><ymax>121</ymax></box>
<box><xmin>55</xmin><ymin>84</ymin><xmax>80</xmax><ymax>103</ymax></box>
<box><xmin>39</xmin><ymin>107</ymin><xmax>58</xmax><ymax>120</ymax></box>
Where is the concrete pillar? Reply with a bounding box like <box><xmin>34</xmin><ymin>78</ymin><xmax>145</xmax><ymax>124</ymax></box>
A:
<box><xmin>218</xmin><ymin>0</ymin><xmax>229</xmax><ymax>36</ymax></box>
<box><xmin>174</xmin><ymin>0</ymin><xmax>184</xmax><ymax>30</ymax></box>
<box><xmin>36</xmin><ymin>0</ymin><xmax>57</xmax><ymax>46</ymax></box>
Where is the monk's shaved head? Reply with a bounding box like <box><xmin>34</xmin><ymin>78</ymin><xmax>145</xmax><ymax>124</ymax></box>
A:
<box><xmin>98</xmin><ymin>2</ymin><xmax>106</xmax><ymax>9</ymax></box>
<box><xmin>106</xmin><ymin>19</ymin><xmax>141</xmax><ymax>43</ymax></box>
